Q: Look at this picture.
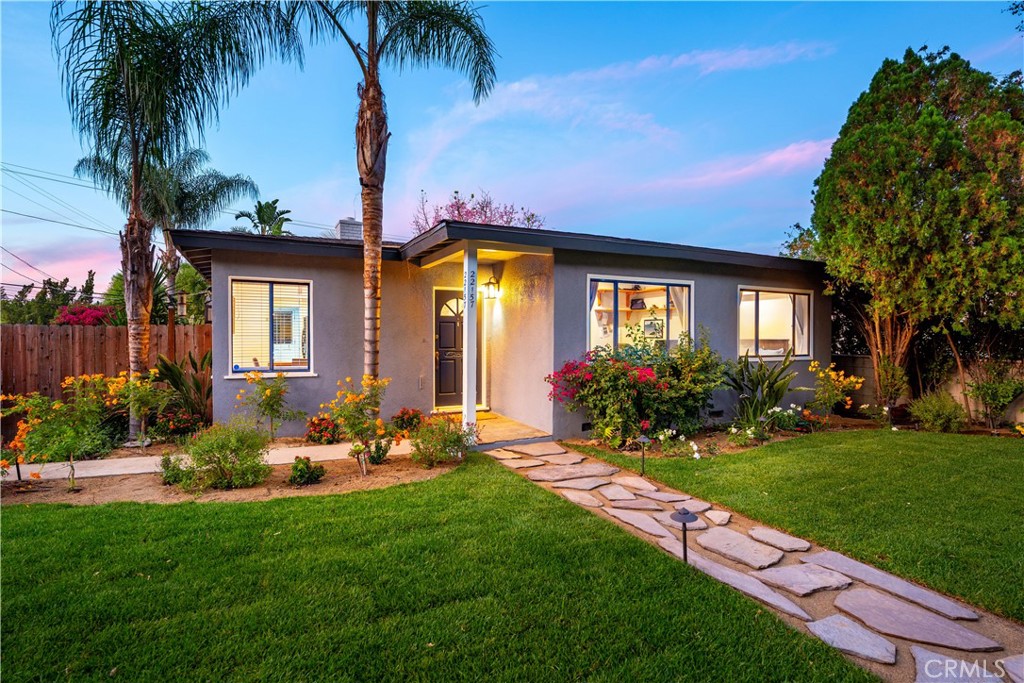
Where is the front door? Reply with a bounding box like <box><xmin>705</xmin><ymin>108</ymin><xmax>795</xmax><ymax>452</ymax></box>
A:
<box><xmin>434</xmin><ymin>291</ymin><xmax>464</xmax><ymax>407</ymax></box>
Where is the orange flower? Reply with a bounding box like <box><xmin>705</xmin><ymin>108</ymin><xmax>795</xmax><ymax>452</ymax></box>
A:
<box><xmin>0</xmin><ymin>459</ymin><xmax>8</xmax><ymax>469</ymax></box>
<box><xmin>29</xmin><ymin>472</ymin><xmax>41</xmax><ymax>480</ymax></box>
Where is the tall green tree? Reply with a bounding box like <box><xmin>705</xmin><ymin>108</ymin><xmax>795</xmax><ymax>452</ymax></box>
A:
<box><xmin>809</xmin><ymin>47</ymin><xmax>1024</xmax><ymax>409</ymax></box>
<box><xmin>296</xmin><ymin>1</ymin><xmax>496</xmax><ymax>378</ymax></box>
<box><xmin>75</xmin><ymin>147</ymin><xmax>257</xmax><ymax>358</ymax></box>
<box><xmin>232</xmin><ymin>198</ymin><xmax>293</xmax><ymax>236</ymax></box>
<box><xmin>53</xmin><ymin>0</ymin><xmax>300</xmax><ymax>437</ymax></box>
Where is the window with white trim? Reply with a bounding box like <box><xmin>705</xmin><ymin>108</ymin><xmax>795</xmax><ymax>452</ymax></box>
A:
<box><xmin>738</xmin><ymin>289</ymin><xmax>810</xmax><ymax>357</ymax></box>
<box><xmin>588</xmin><ymin>278</ymin><xmax>691</xmax><ymax>352</ymax></box>
<box><xmin>231</xmin><ymin>280</ymin><xmax>310</xmax><ymax>372</ymax></box>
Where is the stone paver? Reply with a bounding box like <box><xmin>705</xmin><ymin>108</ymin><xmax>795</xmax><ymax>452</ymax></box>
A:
<box><xmin>696</xmin><ymin>527</ymin><xmax>784</xmax><ymax>569</ymax></box>
<box><xmin>561</xmin><ymin>490</ymin><xmax>602</xmax><ymax>508</ymax></box>
<box><xmin>751</xmin><ymin>563</ymin><xmax>852</xmax><ymax>597</ymax></box>
<box><xmin>501</xmin><ymin>458</ymin><xmax>546</xmax><ymax>469</ymax></box>
<box><xmin>674</xmin><ymin>499</ymin><xmax>712</xmax><ymax>513</ymax></box>
<box><xmin>538</xmin><ymin>454</ymin><xmax>585</xmax><ymax>465</ymax></box>
<box><xmin>488</xmin><ymin>450</ymin><xmax>521</xmax><ymax>460</ymax></box>
<box><xmin>749</xmin><ymin>527</ymin><xmax>811</xmax><ymax>552</ymax></box>
<box><xmin>504</xmin><ymin>442</ymin><xmax>566</xmax><ymax>457</ymax></box>
<box><xmin>551</xmin><ymin>477</ymin><xmax>611</xmax><ymax>491</ymax></box>
<box><xmin>596</xmin><ymin>484</ymin><xmax>636</xmax><ymax>501</ymax></box>
<box><xmin>610</xmin><ymin>498</ymin><xmax>662</xmax><ymax>511</ymax></box>
<box><xmin>658</xmin><ymin>539</ymin><xmax>811</xmax><ymax>621</ymax></box>
<box><xmin>526</xmin><ymin>463</ymin><xmax>619</xmax><ymax>482</ymax></box>
<box><xmin>611</xmin><ymin>475</ymin><xmax>658</xmax><ymax>492</ymax></box>
<box><xmin>806</xmin><ymin>615</ymin><xmax>897</xmax><ymax>664</ymax></box>
<box><xmin>654</xmin><ymin>511</ymin><xmax>707</xmax><ymax>530</ymax></box>
<box><xmin>911</xmin><ymin>646</ymin><xmax>1003</xmax><ymax>682</ymax></box>
<box><xmin>604</xmin><ymin>508</ymin><xmax>674</xmax><ymax>539</ymax></box>
<box><xmin>638</xmin><ymin>490</ymin><xmax>691</xmax><ymax>503</ymax></box>
<box><xmin>834</xmin><ymin>588</ymin><xmax>1001</xmax><ymax>652</ymax></box>
<box><xmin>803</xmin><ymin>551</ymin><xmax>979</xmax><ymax>621</ymax></box>
<box><xmin>999</xmin><ymin>654</ymin><xmax>1024</xmax><ymax>683</ymax></box>
<box><xmin>705</xmin><ymin>510</ymin><xmax>731</xmax><ymax>526</ymax></box>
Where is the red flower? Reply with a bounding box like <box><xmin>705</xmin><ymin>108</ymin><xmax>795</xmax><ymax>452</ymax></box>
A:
<box><xmin>640</xmin><ymin>419</ymin><xmax>650</xmax><ymax>431</ymax></box>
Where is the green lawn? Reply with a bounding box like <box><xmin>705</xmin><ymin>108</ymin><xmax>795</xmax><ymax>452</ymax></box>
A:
<box><xmin>571</xmin><ymin>431</ymin><xmax>1024</xmax><ymax>622</ymax></box>
<box><xmin>0</xmin><ymin>455</ymin><xmax>873</xmax><ymax>682</ymax></box>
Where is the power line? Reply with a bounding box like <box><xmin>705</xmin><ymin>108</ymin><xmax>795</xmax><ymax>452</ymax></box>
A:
<box><xmin>0</xmin><ymin>246</ymin><xmax>55</xmax><ymax>279</ymax></box>
<box><xmin>0</xmin><ymin>167</ymin><xmax>97</xmax><ymax>190</ymax></box>
<box><xmin>1</xmin><ymin>208</ymin><xmax>119</xmax><ymax>237</ymax></box>
<box><xmin>0</xmin><ymin>265</ymin><xmax>42</xmax><ymax>285</ymax></box>
<box><xmin>1</xmin><ymin>185</ymin><xmax>108</xmax><ymax>236</ymax></box>
<box><xmin>0</xmin><ymin>162</ymin><xmax>84</xmax><ymax>182</ymax></box>
<box><xmin>2</xmin><ymin>167</ymin><xmax>115</xmax><ymax>232</ymax></box>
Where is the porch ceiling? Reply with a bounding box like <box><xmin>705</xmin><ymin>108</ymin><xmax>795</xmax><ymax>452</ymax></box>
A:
<box><xmin>417</xmin><ymin>240</ymin><xmax>552</xmax><ymax>269</ymax></box>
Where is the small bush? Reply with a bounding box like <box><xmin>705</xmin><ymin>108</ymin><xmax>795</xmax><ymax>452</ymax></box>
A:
<box><xmin>160</xmin><ymin>454</ymin><xmax>188</xmax><ymax>486</ymax></box>
<box><xmin>409</xmin><ymin>417</ymin><xmax>478</xmax><ymax>469</ymax></box>
<box><xmin>391</xmin><ymin>407</ymin><xmax>425</xmax><ymax>432</ymax></box>
<box><xmin>177</xmin><ymin>418</ymin><xmax>272</xmax><ymax>491</ymax></box>
<box><xmin>305</xmin><ymin>416</ymin><xmax>344</xmax><ymax>444</ymax></box>
<box><xmin>909</xmin><ymin>393</ymin><xmax>967</xmax><ymax>433</ymax></box>
<box><xmin>150</xmin><ymin>409</ymin><xmax>206</xmax><ymax>439</ymax></box>
<box><xmin>288</xmin><ymin>456</ymin><xmax>325</xmax><ymax>486</ymax></box>
<box><xmin>724</xmin><ymin>350</ymin><xmax>797</xmax><ymax>430</ymax></box>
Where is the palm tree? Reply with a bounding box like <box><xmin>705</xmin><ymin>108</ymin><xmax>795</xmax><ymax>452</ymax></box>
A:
<box><xmin>75</xmin><ymin>147</ymin><xmax>259</xmax><ymax>359</ymax></box>
<box><xmin>232</xmin><ymin>199</ymin><xmax>293</xmax><ymax>236</ymax></box>
<box><xmin>296</xmin><ymin>1</ymin><xmax>496</xmax><ymax>378</ymax></box>
<box><xmin>53</xmin><ymin>0</ymin><xmax>301</xmax><ymax>439</ymax></box>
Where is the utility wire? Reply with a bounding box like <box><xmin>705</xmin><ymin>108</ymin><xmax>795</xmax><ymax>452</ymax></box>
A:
<box><xmin>1</xmin><ymin>185</ymin><xmax>109</xmax><ymax>236</ymax></box>
<box><xmin>0</xmin><ymin>264</ymin><xmax>42</xmax><ymax>285</ymax></box>
<box><xmin>1</xmin><ymin>246</ymin><xmax>55</xmax><ymax>279</ymax></box>
<box><xmin>1</xmin><ymin>209</ymin><xmax>120</xmax><ymax>237</ymax></box>
<box><xmin>2</xmin><ymin>167</ymin><xmax>115</xmax><ymax>232</ymax></box>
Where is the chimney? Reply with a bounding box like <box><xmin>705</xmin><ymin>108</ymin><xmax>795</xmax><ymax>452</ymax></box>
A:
<box><xmin>334</xmin><ymin>217</ymin><xmax>362</xmax><ymax>241</ymax></box>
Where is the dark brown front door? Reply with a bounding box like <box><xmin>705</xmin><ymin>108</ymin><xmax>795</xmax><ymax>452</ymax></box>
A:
<box><xmin>435</xmin><ymin>291</ymin><xmax>464</xmax><ymax>407</ymax></box>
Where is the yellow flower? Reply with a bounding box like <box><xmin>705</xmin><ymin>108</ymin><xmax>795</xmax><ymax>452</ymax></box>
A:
<box><xmin>345</xmin><ymin>376</ymin><xmax>352</xmax><ymax>384</ymax></box>
<box><xmin>264</xmin><ymin>389</ymin><xmax>272</xmax><ymax>397</ymax></box>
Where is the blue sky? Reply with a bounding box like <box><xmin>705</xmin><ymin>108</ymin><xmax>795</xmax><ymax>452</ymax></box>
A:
<box><xmin>2</xmin><ymin>1</ymin><xmax>1021</xmax><ymax>291</ymax></box>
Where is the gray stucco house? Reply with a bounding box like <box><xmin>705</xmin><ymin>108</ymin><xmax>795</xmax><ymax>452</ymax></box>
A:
<box><xmin>172</xmin><ymin>221</ymin><xmax>830</xmax><ymax>439</ymax></box>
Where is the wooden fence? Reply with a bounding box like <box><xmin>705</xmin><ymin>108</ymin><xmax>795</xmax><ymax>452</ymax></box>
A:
<box><xmin>1</xmin><ymin>324</ymin><xmax>212</xmax><ymax>400</ymax></box>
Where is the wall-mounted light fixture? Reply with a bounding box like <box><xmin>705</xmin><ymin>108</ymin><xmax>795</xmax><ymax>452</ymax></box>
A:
<box><xmin>482</xmin><ymin>275</ymin><xmax>500</xmax><ymax>300</ymax></box>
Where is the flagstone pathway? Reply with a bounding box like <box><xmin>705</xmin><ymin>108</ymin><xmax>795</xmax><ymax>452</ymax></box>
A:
<box><xmin>489</xmin><ymin>442</ymin><xmax>1024</xmax><ymax>683</ymax></box>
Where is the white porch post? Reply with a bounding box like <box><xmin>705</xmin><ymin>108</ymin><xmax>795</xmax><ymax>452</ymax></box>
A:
<box><xmin>462</xmin><ymin>242</ymin><xmax>478</xmax><ymax>429</ymax></box>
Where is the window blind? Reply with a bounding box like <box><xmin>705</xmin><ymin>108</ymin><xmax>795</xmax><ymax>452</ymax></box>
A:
<box><xmin>231</xmin><ymin>280</ymin><xmax>309</xmax><ymax>372</ymax></box>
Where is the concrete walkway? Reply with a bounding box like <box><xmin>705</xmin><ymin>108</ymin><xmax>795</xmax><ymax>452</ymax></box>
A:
<box><xmin>6</xmin><ymin>441</ymin><xmax>418</xmax><ymax>482</ymax></box>
<box><xmin>488</xmin><ymin>442</ymin><xmax>1024</xmax><ymax>683</ymax></box>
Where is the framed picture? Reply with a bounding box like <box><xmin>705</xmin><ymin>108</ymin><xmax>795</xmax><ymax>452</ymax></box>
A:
<box><xmin>643</xmin><ymin>319</ymin><xmax>664</xmax><ymax>338</ymax></box>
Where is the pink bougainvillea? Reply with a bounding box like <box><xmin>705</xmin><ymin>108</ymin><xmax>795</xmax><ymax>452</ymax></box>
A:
<box><xmin>53</xmin><ymin>304</ymin><xmax>114</xmax><ymax>326</ymax></box>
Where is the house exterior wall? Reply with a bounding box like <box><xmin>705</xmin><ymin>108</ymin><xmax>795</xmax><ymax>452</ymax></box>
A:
<box><xmin>550</xmin><ymin>249</ymin><xmax>831</xmax><ymax>438</ymax></box>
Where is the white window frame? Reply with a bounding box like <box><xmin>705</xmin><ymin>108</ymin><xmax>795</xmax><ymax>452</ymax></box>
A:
<box><xmin>586</xmin><ymin>274</ymin><xmax>696</xmax><ymax>352</ymax></box>
<box><xmin>225</xmin><ymin>276</ymin><xmax>317</xmax><ymax>379</ymax></box>
<box><xmin>736</xmin><ymin>285</ymin><xmax>813</xmax><ymax>360</ymax></box>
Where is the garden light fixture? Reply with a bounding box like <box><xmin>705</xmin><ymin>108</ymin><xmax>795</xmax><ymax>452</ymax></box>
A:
<box><xmin>669</xmin><ymin>508</ymin><xmax>699</xmax><ymax>563</ymax></box>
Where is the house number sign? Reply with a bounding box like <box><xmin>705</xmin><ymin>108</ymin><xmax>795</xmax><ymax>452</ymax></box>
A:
<box><xmin>464</xmin><ymin>271</ymin><xmax>477</xmax><ymax>308</ymax></box>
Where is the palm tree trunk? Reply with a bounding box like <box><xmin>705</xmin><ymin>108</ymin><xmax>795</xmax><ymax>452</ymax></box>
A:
<box><xmin>162</xmin><ymin>227</ymin><xmax>179</xmax><ymax>362</ymax></box>
<box><xmin>356</xmin><ymin>74</ymin><xmax>389</xmax><ymax>379</ymax></box>
<box><xmin>122</xmin><ymin>212</ymin><xmax>155</xmax><ymax>440</ymax></box>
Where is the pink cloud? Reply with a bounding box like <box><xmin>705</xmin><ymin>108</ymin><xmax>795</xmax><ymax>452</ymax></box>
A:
<box><xmin>2</xmin><ymin>238</ymin><xmax>122</xmax><ymax>293</ymax></box>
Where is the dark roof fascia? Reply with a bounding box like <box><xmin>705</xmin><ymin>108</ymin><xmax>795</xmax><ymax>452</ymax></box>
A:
<box><xmin>402</xmin><ymin>221</ymin><xmax>824</xmax><ymax>274</ymax></box>
<box><xmin>169</xmin><ymin>229</ymin><xmax>404</xmax><ymax>261</ymax></box>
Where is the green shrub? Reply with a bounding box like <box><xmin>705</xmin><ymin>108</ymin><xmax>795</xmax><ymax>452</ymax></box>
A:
<box><xmin>724</xmin><ymin>350</ymin><xmax>798</xmax><ymax>430</ymax></box>
<box><xmin>546</xmin><ymin>328</ymin><xmax>725</xmax><ymax>446</ymax></box>
<box><xmin>160</xmin><ymin>454</ymin><xmax>188</xmax><ymax>486</ymax></box>
<box><xmin>177</xmin><ymin>418</ymin><xmax>272</xmax><ymax>491</ymax></box>
<box><xmin>409</xmin><ymin>417</ymin><xmax>478</xmax><ymax>469</ymax></box>
<box><xmin>391</xmin><ymin>407</ymin><xmax>425</xmax><ymax>432</ymax></box>
<box><xmin>288</xmin><ymin>456</ymin><xmax>325</xmax><ymax>486</ymax></box>
<box><xmin>967</xmin><ymin>360</ymin><xmax>1024</xmax><ymax>429</ymax></box>
<box><xmin>909</xmin><ymin>392</ymin><xmax>967</xmax><ymax>433</ymax></box>
<box><xmin>155</xmin><ymin>350</ymin><xmax>213</xmax><ymax>424</ymax></box>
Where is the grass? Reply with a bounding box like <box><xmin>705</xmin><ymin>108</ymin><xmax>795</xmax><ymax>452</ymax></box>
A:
<box><xmin>570</xmin><ymin>430</ymin><xmax>1024</xmax><ymax>622</ymax></box>
<box><xmin>0</xmin><ymin>454</ymin><xmax>874</xmax><ymax>682</ymax></box>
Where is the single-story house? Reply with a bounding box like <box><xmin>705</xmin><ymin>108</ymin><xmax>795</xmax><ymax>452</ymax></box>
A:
<box><xmin>171</xmin><ymin>220</ymin><xmax>830</xmax><ymax>439</ymax></box>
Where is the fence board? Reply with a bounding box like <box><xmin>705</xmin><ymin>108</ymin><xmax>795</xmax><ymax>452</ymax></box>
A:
<box><xmin>1</xmin><ymin>324</ymin><xmax>212</xmax><ymax>400</ymax></box>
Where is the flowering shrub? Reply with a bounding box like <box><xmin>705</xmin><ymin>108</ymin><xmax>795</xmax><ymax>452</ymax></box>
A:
<box><xmin>304</xmin><ymin>415</ymin><xmax>344</xmax><ymax>444</ymax></box>
<box><xmin>1</xmin><ymin>373</ymin><xmax>121</xmax><ymax>462</ymax></box>
<box><xmin>109</xmin><ymin>370</ymin><xmax>171</xmax><ymax>445</ymax></box>
<box><xmin>1015</xmin><ymin>423</ymin><xmax>1024</xmax><ymax>437</ymax></box>
<box><xmin>168</xmin><ymin>418</ymin><xmax>272</xmax><ymax>491</ymax></box>
<box><xmin>288</xmin><ymin>455</ymin><xmax>325</xmax><ymax>486</ymax></box>
<box><xmin>320</xmin><ymin>376</ymin><xmax>397</xmax><ymax>474</ymax></box>
<box><xmin>803</xmin><ymin>361</ymin><xmax>864</xmax><ymax>420</ymax></box>
<box><xmin>409</xmin><ymin>416</ymin><xmax>479</xmax><ymax>468</ymax></box>
<box><xmin>391</xmin><ymin>407</ymin><xmax>425</xmax><ymax>432</ymax></box>
<box><xmin>52</xmin><ymin>304</ymin><xmax>114</xmax><ymax>325</ymax></box>
<box><xmin>724</xmin><ymin>350</ymin><xmax>798</xmax><ymax>430</ymax></box>
<box><xmin>858</xmin><ymin>403</ymin><xmax>892</xmax><ymax>427</ymax></box>
<box><xmin>149</xmin><ymin>408</ymin><xmax>206</xmax><ymax>439</ymax></box>
<box><xmin>547</xmin><ymin>331</ymin><xmax>725</xmax><ymax>446</ymax></box>
<box><xmin>235</xmin><ymin>371</ymin><xmax>305</xmax><ymax>438</ymax></box>
<box><xmin>728</xmin><ymin>425</ymin><xmax>767</xmax><ymax>447</ymax></box>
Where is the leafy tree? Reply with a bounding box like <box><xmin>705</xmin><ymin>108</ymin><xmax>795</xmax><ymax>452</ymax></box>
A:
<box><xmin>75</xmin><ymin>147</ymin><xmax>257</xmax><ymax>358</ymax></box>
<box><xmin>175</xmin><ymin>264</ymin><xmax>210</xmax><ymax>326</ymax></box>
<box><xmin>52</xmin><ymin>0</ymin><xmax>300</xmax><ymax>438</ymax></box>
<box><xmin>295</xmin><ymin>1</ymin><xmax>496</xmax><ymax>378</ymax></box>
<box><xmin>103</xmin><ymin>269</ymin><xmax>169</xmax><ymax>326</ymax></box>
<box><xmin>102</xmin><ymin>263</ymin><xmax>208</xmax><ymax>327</ymax></box>
<box><xmin>1010</xmin><ymin>2</ymin><xmax>1024</xmax><ymax>31</ymax></box>
<box><xmin>0</xmin><ymin>271</ymin><xmax>96</xmax><ymax>324</ymax></box>
<box><xmin>232</xmin><ymin>199</ymin><xmax>293</xmax><ymax>236</ymax></box>
<box><xmin>412</xmin><ymin>189</ymin><xmax>545</xmax><ymax>235</ymax></box>
<box><xmin>808</xmin><ymin>47</ymin><xmax>1024</xmax><ymax>408</ymax></box>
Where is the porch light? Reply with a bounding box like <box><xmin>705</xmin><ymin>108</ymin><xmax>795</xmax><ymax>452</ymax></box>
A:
<box><xmin>482</xmin><ymin>276</ymin><xmax>499</xmax><ymax>300</ymax></box>
<box><xmin>669</xmin><ymin>508</ymin><xmax>699</xmax><ymax>563</ymax></box>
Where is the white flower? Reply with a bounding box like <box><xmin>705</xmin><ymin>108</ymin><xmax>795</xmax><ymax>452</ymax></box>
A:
<box><xmin>790</xmin><ymin>403</ymin><xmax>799</xmax><ymax>410</ymax></box>
<box><xmin>891</xmin><ymin>426</ymin><xmax>899</xmax><ymax>431</ymax></box>
<box><xmin>691</xmin><ymin>442</ymin><xmax>699</xmax><ymax>452</ymax></box>
<box><xmin>729</xmin><ymin>426</ymin><xmax>738</xmax><ymax>434</ymax></box>
<box><xmin>693</xmin><ymin>453</ymin><xmax>701</xmax><ymax>459</ymax></box>
<box><xmin>860</xmin><ymin>404</ymin><xmax>870</xmax><ymax>410</ymax></box>
<box><xmin>883</xmin><ymin>406</ymin><xmax>890</xmax><ymax>413</ymax></box>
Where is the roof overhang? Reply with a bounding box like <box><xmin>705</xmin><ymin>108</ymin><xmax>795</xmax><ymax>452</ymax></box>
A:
<box><xmin>169</xmin><ymin>229</ymin><xmax>404</xmax><ymax>280</ymax></box>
